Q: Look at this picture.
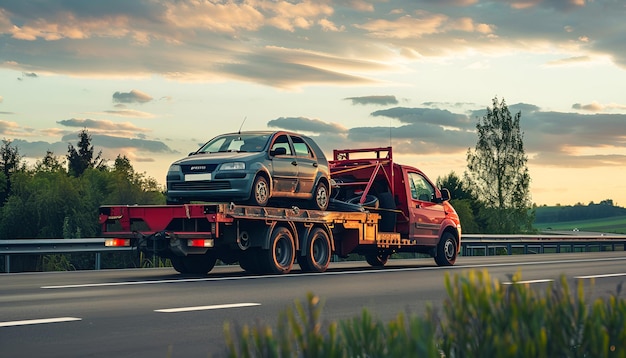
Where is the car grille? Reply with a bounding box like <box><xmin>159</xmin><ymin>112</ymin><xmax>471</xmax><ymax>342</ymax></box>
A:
<box><xmin>181</xmin><ymin>164</ymin><xmax>218</xmax><ymax>174</ymax></box>
<box><xmin>171</xmin><ymin>181</ymin><xmax>231</xmax><ymax>191</ymax></box>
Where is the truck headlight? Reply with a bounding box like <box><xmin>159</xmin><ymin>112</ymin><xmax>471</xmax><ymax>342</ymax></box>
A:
<box><xmin>220</xmin><ymin>162</ymin><xmax>245</xmax><ymax>170</ymax></box>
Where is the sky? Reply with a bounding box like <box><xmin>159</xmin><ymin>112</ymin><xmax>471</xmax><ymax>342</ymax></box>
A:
<box><xmin>1</xmin><ymin>0</ymin><xmax>625</xmax><ymax>207</ymax></box>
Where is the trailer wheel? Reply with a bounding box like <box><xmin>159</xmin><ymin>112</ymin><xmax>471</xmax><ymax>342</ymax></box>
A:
<box><xmin>171</xmin><ymin>253</ymin><xmax>217</xmax><ymax>274</ymax></box>
<box><xmin>299</xmin><ymin>228</ymin><xmax>331</xmax><ymax>273</ymax></box>
<box><xmin>169</xmin><ymin>256</ymin><xmax>186</xmax><ymax>273</ymax></box>
<box><xmin>239</xmin><ymin>248</ymin><xmax>262</xmax><ymax>274</ymax></box>
<box><xmin>249</xmin><ymin>175</ymin><xmax>270</xmax><ymax>207</ymax></box>
<box><xmin>434</xmin><ymin>232</ymin><xmax>457</xmax><ymax>266</ymax></box>
<box><xmin>365</xmin><ymin>252</ymin><xmax>389</xmax><ymax>267</ymax></box>
<box><xmin>261</xmin><ymin>226</ymin><xmax>295</xmax><ymax>274</ymax></box>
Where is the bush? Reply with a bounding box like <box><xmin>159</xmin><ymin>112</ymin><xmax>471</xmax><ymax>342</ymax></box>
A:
<box><xmin>223</xmin><ymin>270</ymin><xmax>626</xmax><ymax>357</ymax></box>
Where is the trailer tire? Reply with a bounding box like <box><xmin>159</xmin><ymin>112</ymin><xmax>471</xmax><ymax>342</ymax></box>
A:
<box><xmin>299</xmin><ymin>227</ymin><xmax>331</xmax><ymax>273</ymax></box>
<box><xmin>239</xmin><ymin>248</ymin><xmax>262</xmax><ymax>274</ymax></box>
<box><xmin>434</xmin><ymin>231</ymin><xmax>457</xmax><ymax>266</ymax></box>
<box><xmin>172</xmin><ymin>253</ymin><xmax>217</xmax><ymax>274</ymax></box>
<box><xmin>365</xmin><ymin>252</ymin><xmax>389</xmax><ymax>267</ymax></box>
<box><xmin>261</xmin><ymin>226</ymin><xmax>295</xmax><ymax>274</ymax></box>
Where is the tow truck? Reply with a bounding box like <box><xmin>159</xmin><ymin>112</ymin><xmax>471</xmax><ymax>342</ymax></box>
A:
<box><xmin>100</xmin><ymin>147</ymin><xmax>461</xmax><ymax>274</ymax></box>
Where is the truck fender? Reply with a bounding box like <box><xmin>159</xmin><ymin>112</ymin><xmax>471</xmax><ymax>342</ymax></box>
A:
<box><xmin>435</xmin><ymin>219</ymin><xmax>461</xmax><ymax>253</ymax></box>
<box><xmin>262</xmin><ymin>220</ymin><xmax>299</xmax><ymax>251</ymax></box>
<box><xmin>298</xmin><ymin>224</ymin><xmax>334</xmax><ymax>257</ymax></box>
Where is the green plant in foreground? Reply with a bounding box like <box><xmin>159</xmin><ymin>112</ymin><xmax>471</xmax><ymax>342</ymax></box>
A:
<box><xmin>223</xmin><ymin>271</ymin><xmax>626</xmax><ymax>358</ymax></box>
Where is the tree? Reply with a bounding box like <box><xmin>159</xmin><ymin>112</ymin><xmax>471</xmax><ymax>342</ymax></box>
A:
<box><xmin>67</xmin><ymin>129</ymin><xmax>105</xmax><ymax>177</ymax></box>
<box><xmin>437</xmin><ymin>171</ymin><xmax>482</xmax><ymax>233</ymax></box>
<box><xmin>465</xmin><ymin>97</ymin><xmax>533</xmax><ymax>233</ymax></box>
<box><xmin>0</xmin><ymin>139</ymin><xmax>24</xmax><ymax>204</ymax></box>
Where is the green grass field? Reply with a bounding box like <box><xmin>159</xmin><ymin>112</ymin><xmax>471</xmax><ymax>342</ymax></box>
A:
<box><xmin>533</xmin><ymin>215</ymin><xmax>626</xmax><ymax>234</ymax></box>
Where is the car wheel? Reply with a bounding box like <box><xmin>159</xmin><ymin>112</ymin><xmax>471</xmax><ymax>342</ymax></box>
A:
<box><xmin>312</xmin><ymin>181</ymin><xmax>329</xmax><ymax>211</ymax></box>
<box><xmin>249</xmin><ymin>175</ymin><xmax>270</xmax><ymax>207</ymax></box>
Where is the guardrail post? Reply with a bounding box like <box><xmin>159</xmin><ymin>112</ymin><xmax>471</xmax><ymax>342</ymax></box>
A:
<box><xmin>95</xmin><ymin>252</ymin><xmax>101</xmax><ymax>270</ymax></box>
<box><xmin>4</xmin><ymin>254</ymin><xmax>9</xmax><ymax>273</ymax></box>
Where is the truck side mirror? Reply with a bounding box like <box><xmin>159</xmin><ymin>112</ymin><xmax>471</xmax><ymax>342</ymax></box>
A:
<box><xmin>439</xmin><ymin>188</ymin><xmax>451</xmax><ymax>202</ymax></box>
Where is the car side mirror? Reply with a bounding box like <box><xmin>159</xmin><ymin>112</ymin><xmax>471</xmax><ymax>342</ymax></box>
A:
<box><xmin>271</xmin><ymin>147</ymin><xmax>287</xmax><ymax>156</ymax></box>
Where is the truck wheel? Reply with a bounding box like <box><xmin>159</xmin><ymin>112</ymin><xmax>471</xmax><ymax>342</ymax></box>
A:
<box><xmin>434</xmin><ymin>232</ymin><xmax>457</xmax><ymax>266</ymax></box>
<box><xmin>312</xmin><ymin>181</ymin><xmax>329</xmax><ymax>211</ymax></box>
<box><xmin>261</xmin><ymin>226</ymin><xmax>295</xmax><ymax>274</ymax></box>
<box><xmin>365</xmin><ymin>252</ymin><xmax>389</xmax><ymax>267</ymax></box>
<box><xmin>249</xmin><ymin>175</ymin><xmax>270</xmax><ymax>206</ymax></box>
<box><xmin>299</xmin><ymin>228</ymin><xmax>331</xmax><ymax>273</ymax></box>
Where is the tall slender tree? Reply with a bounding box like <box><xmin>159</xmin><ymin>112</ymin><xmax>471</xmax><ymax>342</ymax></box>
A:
<box><xmin>0</xmin><ymin>139</ymin><xmax>24</xmax><ymax>204</ymax></box>
<box><xmin>465</xmin><ymin>97</ymin><xmax>534</xmax><ymax>233</ymax></box>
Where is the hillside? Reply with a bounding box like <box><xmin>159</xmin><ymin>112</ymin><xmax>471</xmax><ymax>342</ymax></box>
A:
<box><xmin>533</xmin><ymin>201</ymin><xmax>626</xmax><ymax>234</ymax></box>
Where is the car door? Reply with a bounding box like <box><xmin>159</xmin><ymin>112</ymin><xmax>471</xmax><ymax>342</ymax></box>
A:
<box><xmin>290</xmin><ymin>135</ymin><xmax>317</xmax><ymax>195</ymax></box>
<box><xmin>269</xmin><ymin>134</ymin><xmax>298</xmax><ymax>194</ymax></box>
<box><xmin>407</xmin><ymin>171</ymin><xmax>446</xmax><ymax>244</ymax></box>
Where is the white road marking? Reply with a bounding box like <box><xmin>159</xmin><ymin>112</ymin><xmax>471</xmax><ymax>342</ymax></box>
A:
<box><xmin>155</xmin><ymin>303</ymin><xmax>260</xmax><ymax>313</ymax></box>
<box><xmin>40</xmin><ymin>256</ymin><xmax>626</xmax><ymax>290</ymax></box>
<box><xmin>575</xmin><ymin>273</ymin><xmax>626</xmax><ymax>279</ymax></box>
<box><xmin>502</xmin><ymin>279</ymin><xmax>553</xmax><ymax>285</ymax></box>
<box><xmin>0</xmin><ymin>317</ymin><xmax>81</xmax><ymax>328</ymax></box>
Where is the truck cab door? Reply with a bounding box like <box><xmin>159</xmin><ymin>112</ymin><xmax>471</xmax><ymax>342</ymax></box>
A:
<box><xmin>269</xmin><ymin>134</ymin><xmax>298</xmax><ymax>193</ymax></box>
<box><xmin>407</xmin><ymin>172</ymin><xmax>446</xmax><ymax>244</ymax></box>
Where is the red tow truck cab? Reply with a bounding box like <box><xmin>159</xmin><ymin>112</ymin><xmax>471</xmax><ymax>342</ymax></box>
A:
<box><xmin>100</xmin><ymin>146</ymin><xmax>461</xmax><ymax>274</ymax></box>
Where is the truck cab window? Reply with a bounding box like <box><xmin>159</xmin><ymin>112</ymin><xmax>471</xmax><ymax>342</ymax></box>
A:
<box><xmin>408</xmin><ymin>172</ymin><xmax>435</xmax><ymax>202</ymax></box>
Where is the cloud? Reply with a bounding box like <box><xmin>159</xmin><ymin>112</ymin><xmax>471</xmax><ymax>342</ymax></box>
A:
<box><xmin>0</xmin><ymin>95</ymin><xmax>3</xmax><ymax>103</ymax></box>
<box><xmin>112</xmin><ymin>90</ymin><xmax>153</xmax><ymax>104</ymax></box>
<box><xmin>60</xmin><ymin>133</ymin><xmax>176</xmax><ymax>153</ymax></box>
<box><xmin>1</xmin><ymin>0</ymin><xmax>623</xmax><ymax>88</ymax></box>
<box><xmin>572</xmin><ymin>101</ymin><xmax>626</xmax><ymax>113</ymax></box>
<box><xmin>345</xmin><ymin>95</ymin><xmax>398</xmax><ymax>106</ymax></box>
<box><xmin>57</xmin><ymin>118</ymin><xmax>149</xmax><ymax>132</ymax></box>
<box><xmin>371</xmin><ymin>107</ymin><xmax>474</xmax><ymax>129</ymax></box>
<box><xmin>101</xmin><ymin>109</ymin><xmax>155</xmax><ymax>118</ymax></box>
<box><xmin>267</xmin><ymin>117</ymin><xmax>348</xmax><ymax>134</ymax></box>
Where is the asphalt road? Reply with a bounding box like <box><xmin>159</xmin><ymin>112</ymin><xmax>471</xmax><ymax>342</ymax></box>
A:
<box><xmin>1</xmin><ymin>251</ymin><xmax>625</xmax><ymax>358</ymax></box>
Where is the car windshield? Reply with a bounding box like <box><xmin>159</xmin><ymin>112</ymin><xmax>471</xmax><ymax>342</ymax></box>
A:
<box><xmin>196</xmin><ymin>134</ymin><xmax>271</xmax><ymax>153</ymax></box>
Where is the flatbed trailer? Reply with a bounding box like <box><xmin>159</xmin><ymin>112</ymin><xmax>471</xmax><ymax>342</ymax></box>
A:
<box><xmin>101</xmin><ymin>146</ymin><xmax>461</xmax><ymax>274</ymax></box>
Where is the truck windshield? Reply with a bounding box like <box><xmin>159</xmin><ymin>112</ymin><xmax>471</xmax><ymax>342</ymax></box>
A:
<box><xmin>197</xmin><ymin>134</ymin><xmax>270</xmax><ymax>153</ymax></box>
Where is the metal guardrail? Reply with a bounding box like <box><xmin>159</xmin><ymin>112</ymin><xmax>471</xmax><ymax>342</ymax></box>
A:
<box><xmin>0</xmin><ymin>238</ymin><xmax>131</xmax><ymax>273</ymax></box>
<box><xmin>462</xmin><ymin>234</ymin><xmax>626</xmax><ymax>256</ymax></box>
<box><xmin>1</xmin><ymin>234</ymin><xmax>625</xmax><ymax>273</ymax></box>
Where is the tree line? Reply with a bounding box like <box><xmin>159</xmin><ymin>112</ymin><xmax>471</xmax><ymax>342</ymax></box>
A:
<box><xmin>0</xmin><ymin>129</ymin><xmax>164</xmax><ymax>240</ymax></box>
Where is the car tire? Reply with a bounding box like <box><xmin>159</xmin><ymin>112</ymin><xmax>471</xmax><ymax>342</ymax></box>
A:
<box><xmin>249</xmin><ymin>175</ymin><xmax>270</xmax><ymax>207</ymax></box>
<box><xmin>312</xmin><ymin>181</ymin><xmax>329</xmax><ymax>211</ymax></box>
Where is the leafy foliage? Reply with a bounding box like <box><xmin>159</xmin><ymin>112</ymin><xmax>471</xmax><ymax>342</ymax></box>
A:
<box><xmin>224</xmin><ymin>271</ymin><xmax>626</xmax><ymax>357</ymax></box>
<box><xmin>465</xmin><ymin>97</ymin><xmax>534</xmax><ymax>233</ymax></box>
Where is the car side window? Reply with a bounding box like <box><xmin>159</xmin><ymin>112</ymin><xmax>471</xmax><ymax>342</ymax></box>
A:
<box><xmin>291</xmin><ymin>136</ymin><xmax>314</xmax><ymax>158</ymax></box>
<box><xmin>271</xmin><ymin>135</ymin><xmax>293</xmax><ymax>155</ymax></box>
<box><xmin>408</xmin><ymin>173</ymin><xmax>435</xmax><ymax>202</ymax></box>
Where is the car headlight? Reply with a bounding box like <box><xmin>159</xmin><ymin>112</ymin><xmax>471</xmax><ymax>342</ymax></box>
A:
<box><xmin>168</xmin><ymin>164</ymin><xmax>181</xmax><ymax>173</ymax></box>
<box><xmin>220</xmin><ymin>162</ymin><xmax>245</xmax><ymax>170</ymax></box>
